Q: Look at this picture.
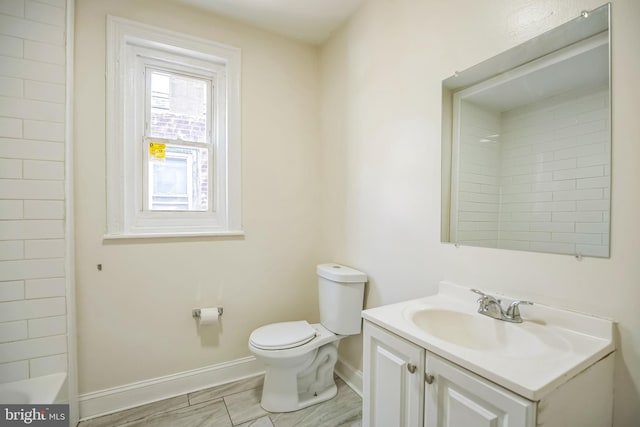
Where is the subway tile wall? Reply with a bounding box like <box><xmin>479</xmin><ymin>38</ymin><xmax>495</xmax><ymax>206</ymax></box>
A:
<box><xmin>456</xmin><ymin>101</ymin><xmax>501</xmax><ymax>246</ymax></box>
<box><xmin>499</xmin><ymin>87</ymin><xmax>610</xmax><ymax>257</ymax></box>
<box><xmin>0</xmin><ymin>0</ymin><xmax>68</xmax><ymax>384</ymax></box>
<box><xmin>456</xmin><ymin>85</ymin><xmax>610</xmax><ymax>257</ymax></box>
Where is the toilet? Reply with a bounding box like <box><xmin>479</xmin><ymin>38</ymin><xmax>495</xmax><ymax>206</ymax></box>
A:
<box><xmin>248</xmin><ymin>263</ymin><xmax>367</xmax><ymax>413</ymax></box>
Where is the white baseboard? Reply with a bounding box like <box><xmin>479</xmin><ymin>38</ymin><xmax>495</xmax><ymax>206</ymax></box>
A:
<box><xmin>79</xmin><ymin>356</ymin><xmax>263</xmax><ymax>420</ymax></box>
<box><xmin>335</xmin><ymin>357</ymin><xmax>363</xmax><ymax>397</ymax></box>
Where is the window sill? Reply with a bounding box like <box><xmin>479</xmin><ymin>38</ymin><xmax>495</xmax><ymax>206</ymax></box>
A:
<box><xmin>103</xmin><ymin>230</ymin><xmax>245</xmax><ymax>240</ymax></box>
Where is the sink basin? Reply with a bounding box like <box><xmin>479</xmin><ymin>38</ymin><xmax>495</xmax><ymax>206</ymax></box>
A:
<box><xmin>405</xmin><ymin>306</ymin><xmax>571</xmax><ymax>358</ymax></box>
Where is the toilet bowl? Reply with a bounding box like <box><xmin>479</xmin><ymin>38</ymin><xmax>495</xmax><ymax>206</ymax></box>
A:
<box><xmin>249</xmin><ymin>322</ymin><xmax>343</xmax><ymax>412</ymax></box>
<box><xmin>248</xmin><ymin>263</ymin><xmax>367</xmax><ymax>413</ymax></box>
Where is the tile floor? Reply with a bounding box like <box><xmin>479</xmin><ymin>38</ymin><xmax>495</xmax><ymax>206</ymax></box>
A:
<box><xmin>78</xmin><ymin>375</ymin><xmax>362</xmax><ymax>427</ymax></box>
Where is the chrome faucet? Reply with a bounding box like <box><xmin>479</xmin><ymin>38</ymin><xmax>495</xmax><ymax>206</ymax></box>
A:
<box><xmin>470</xmin><ymin>289</ymin><xmax>533</xmax><ymax>323</ymax></box>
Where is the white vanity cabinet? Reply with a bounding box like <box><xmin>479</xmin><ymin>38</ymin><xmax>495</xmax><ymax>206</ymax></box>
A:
<box><xmin>361</xmin><ymin>283</ymin><xmax>615</xmax><ymax>427</ymax></box>
<box><xmin>363</xmin><ymin>321</ymin><xmax>534</xmax><ymax>427</ymax></box>
<box><xmin>363</xmin><ymin>320</ymin><xmax>614</xmax><ymax>427</ymax></box>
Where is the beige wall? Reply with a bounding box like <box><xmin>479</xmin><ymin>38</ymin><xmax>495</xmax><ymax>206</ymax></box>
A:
<box><xmin>320</xmin><ymin>0</ymin><xmax>640</xmax><ymax>426</ymax></box>
<box><xmin>74</xmin><ymin>0</ymin><xmax>322</xmax><ymax>393</ymax></box>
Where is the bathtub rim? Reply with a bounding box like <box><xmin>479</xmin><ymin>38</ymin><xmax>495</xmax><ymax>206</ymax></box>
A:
<box><xmin>0</xmin><ymin>372</ymin><xmax>68</xmax><ymax>404</ymax></box>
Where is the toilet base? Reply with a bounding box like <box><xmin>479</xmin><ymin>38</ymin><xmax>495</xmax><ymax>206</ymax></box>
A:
<box><xmin>261</xmin><ymin>376</ymin><xmax>338</xmax><ymax>413</ymax></box>
<box><xmin>260</xmin><ymin>341</ymin><xmax>340</xmax><ymax>413</ymax></box>
<box><xmin>294</xmin><ymin>383</ymin><xmax>338</xmax><ymax>411</ymax></box>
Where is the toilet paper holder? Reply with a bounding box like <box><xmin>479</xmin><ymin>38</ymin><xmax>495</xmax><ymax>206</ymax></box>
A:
<box><xmin>192</xmin><ymin>307</ymin><xmax>224</xmax><ymax>318</ymax></box>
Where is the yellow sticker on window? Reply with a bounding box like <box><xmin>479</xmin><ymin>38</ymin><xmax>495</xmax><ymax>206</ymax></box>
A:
<box><xmin>149</xmin><ymin>142</ymin><xmax>166</xmax><ymax>160</ymax></box>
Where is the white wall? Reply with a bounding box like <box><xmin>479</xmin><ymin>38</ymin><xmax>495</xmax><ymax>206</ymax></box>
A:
<box><xmin>321</xmin><ymin>0</ymin><xmax>640</xmax><ymax>426</ymax></box>
<box><xmin>74</xmin><ymin>0</ymin><xmax>322</xmax><ymax>394</ymax></box>
<box><xmin>0</xmin><ymin>0</ymin><xmax>69</xmax><ymax>384</ymax></box>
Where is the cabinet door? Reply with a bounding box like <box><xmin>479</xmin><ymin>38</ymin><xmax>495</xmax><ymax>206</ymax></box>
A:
<box><xmin>425</xmin><ymin>353</ymin><xmax>535</xmax><ymax>427</ymax></box>
<box><xmin>363</xmin><ymin>321</ymin><xmax>425</xmax><ymax>427</ymax></box>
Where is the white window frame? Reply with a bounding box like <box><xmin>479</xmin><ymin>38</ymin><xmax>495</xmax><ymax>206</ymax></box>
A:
<box><xmin>106</xmin><ymin>16</ymin><xmax>242</xmax><ymax>238</ymax></box>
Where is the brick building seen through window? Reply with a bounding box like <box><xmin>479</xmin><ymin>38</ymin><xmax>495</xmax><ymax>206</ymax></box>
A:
<box><xmin>148</xmin><ymin>71</ymin><xmax>210</xmax><ymax>211</ymax></box>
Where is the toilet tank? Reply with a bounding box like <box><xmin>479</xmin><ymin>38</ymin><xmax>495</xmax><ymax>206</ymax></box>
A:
<box><xmin>317</xmin><ymin>263</ymin><xmax>367</xmax><ymax>335</ymax></box>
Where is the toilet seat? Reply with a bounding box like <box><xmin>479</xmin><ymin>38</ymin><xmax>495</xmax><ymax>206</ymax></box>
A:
<box><xmin>250</xmin><ymin>320</ymin><xmax>316</xmax><ymax>350</ymax></box>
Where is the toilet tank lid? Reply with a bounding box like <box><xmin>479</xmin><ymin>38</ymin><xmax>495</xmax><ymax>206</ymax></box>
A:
<box><xmin>317</xmin><ymin>263</ymin><xmax>367</xmax><ymax>283</ymax></box>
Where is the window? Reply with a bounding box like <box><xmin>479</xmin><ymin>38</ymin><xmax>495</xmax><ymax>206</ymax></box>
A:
<box><xmin>106</xmin><ymin>17</ymin><xmax>242</xmax><ymax>237</ymax></box>
<box><xmin>146</xmin><ymin>70</ymin><xmax>210</xmax><ymax>212</ymax></box>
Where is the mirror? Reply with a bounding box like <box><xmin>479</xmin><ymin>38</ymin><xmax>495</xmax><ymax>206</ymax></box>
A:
<box><xmin>441</xmin><ymin>4</ymin><xmax>611</xmax><ymax>258</ymax></box>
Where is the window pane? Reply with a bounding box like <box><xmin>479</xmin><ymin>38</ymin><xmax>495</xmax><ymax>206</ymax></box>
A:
<box><xmin>149</xmin><ymin>144</ymin><xmax>209</xmax><ymax>211</ymax></box>
<box><xmin>149</xmin><ymin>70</ymin><xmax>208</xmax><ymax>143</ymax></box>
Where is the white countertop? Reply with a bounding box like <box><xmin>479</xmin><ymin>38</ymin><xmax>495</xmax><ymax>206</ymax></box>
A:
<box><xmin>361</xmin><ymin>281</ymin><xmax>615</xmax><ymax>401</ymax></box>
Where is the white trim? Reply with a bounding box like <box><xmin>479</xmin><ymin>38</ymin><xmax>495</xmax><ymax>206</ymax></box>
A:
<box><xmin>103</xmin><ymin>230</ymin><xmax>245</xmax><ymax>240</ymax></box>
<box><xmin>449</xmin><ymin>92</ymin><xmax>462</xmax><ymax>244</ymax></box>
<box><xmin>65</xmin><ymin>0</ymin><xmax>79</xmax><ymax>425</ymax></box>
<box><xmin>106</xmin><ymin>16</ymin><xmax>242</xmax><ymax>238</ymax></box>
<box><xmin>78</xmin><ymin>356</ymin><xmax>263</xmax><ymax>420</ymax></box>
<box><xmin>335</xmin><ymin>357</ymin><xmax>363</xmax><ymax>398</ymax></box>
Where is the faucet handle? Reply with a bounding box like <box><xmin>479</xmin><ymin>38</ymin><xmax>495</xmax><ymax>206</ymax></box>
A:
<box><xmin>470</xmin><ymin>289</ymin><xmax>488</xmax><ymax>305</ymax></box>
<box><xmin>505</xmin><ymin>300</ymin><xmax>533</xmax><ymax>322</ymax></box>
<box><xmin>470</xmin><ymin>289</ymin><xmax>486</xmax><ymax>297</ymax></box>
<box><xmin>470</xmin><ymin>289</ymin><xmax>500</xmax><ymax>303</ymax></box>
